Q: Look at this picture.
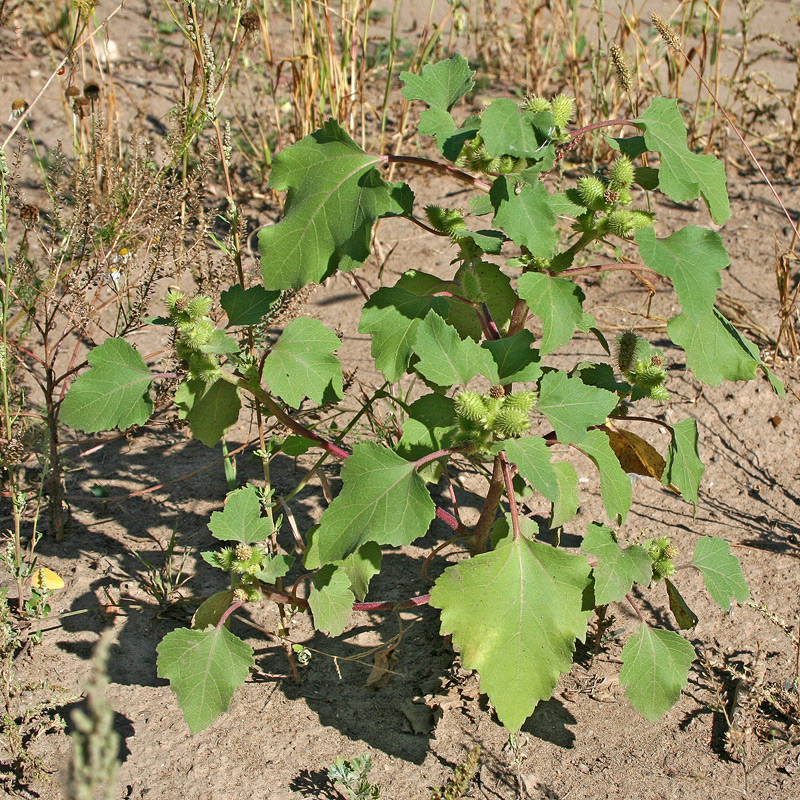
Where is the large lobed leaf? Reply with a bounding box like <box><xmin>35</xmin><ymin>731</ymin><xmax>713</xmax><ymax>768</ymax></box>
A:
<box><xmin>259</xmin><ymin>120</ymin><xmax>409</xmax><ymax>289</ymax></box>
<box><xmin>518</xmin><ymin>273</ymin><xmax>593</xmax><ymax>356</ymax></box>
<box><xmin>174</xmin><ymin>377</ymin><xmax>240</xmax><ymax>447</ymax></box>
<box><xmin>490</xmin><ymin>176</ymin><xmax>556</xmax><ymax>259</ymax></box>
<box><xmin>536</xmin><ymin>371</ymin><xmax>618</xmax><ymax>445</ymax></box>
<box><xmin>305</xmin><ymin>442</ymin><xmax>435</xmax><ymax>568</ymax></box>
<box><xmin>431</xmin><ymin>517</ymin><xmax>592</xmax><ymax>731</ymax></box>
<box><xmin>413</xmin><ymin>311</ymin><xmax>498</xmax><ymax>386</ymax></box>
<box><xmin>636</xmin><ymin>98</ymin><xmax>730</xmax><ymax>224</ymax></box>
<box><xmin>582</xmin><ymin>523</ymin><xmax>652</xmax><ymax>605</ymax></box>
<box><xmin>157</xmin><ymin>626</ymin><xmax>254</xmax><ymax>734</ymax></box>
<box><xmin>620</xmin><ymin>624</ymin><xmax>696</xmax><ymax>721</ymax></box>
<box><xmin>262</xmin><ymin>317</ymin><xmax>343</xmax><ymax>408</ymax></box>
<box><xmin>207</xmin><ymin>485</ymin><xmax>274</xmax><ymax>544</ymax></box>
<box><xmin>60</xmin><ymin>338</ymin><xmax>153</xmax><ymax>432</ymax></box>
<box><xmin>692</xmin><ymin>536</ymin><xmax>749</xmax><ymax>609</ymax></box>
<box><xmin>637</xmin><ymin>226</ymin><xmax>763</xmax><ymax>385</ymax></box>
<box><xmin>500</xmin><ymin>436</ymin><xmax>559</xmax><ymax>502</ymax></box>
<box><xmin>574</xmin><ymin>430</ymin><xmax>632</xmax><ymax>525</ymax></box>
<box><xmin>662</xmin><ymin>417</ymin><xmax>704</xmax><ymax>507</ymax></box>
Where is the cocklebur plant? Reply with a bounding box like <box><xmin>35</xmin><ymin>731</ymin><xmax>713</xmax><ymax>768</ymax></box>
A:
<box><xmin>60</xmin><ymin>55</ymin><xmax>783</xmax><ymax>734</ymax></box>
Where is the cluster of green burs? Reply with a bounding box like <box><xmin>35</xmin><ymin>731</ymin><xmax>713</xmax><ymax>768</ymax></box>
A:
<box><xmin>458</xmin><ymin>93</ymin><xmax>574</xmax><ymax>176</ymax></box>
<box><xmin>454</xmin><ymin>386</ymin><xmax>537</xmax><ymax>451</ymax></box>
<box><xmin>646</xmin><ymin>535</ymin><xmax>679</xmax><ymax>580</ymax></box>
<box><xmin>164</xmin><ymin>289</ymin><xmax>221</xmax><ymax>383</ymax></box>
<box><xmin>616</xmin><ymin>330</ymin><xmax>669</xmax><ymax>403</ymax></box>
<box><xmin>206</xmin><ymin>543</ymin><xmax>269</xmax><ymax>603</ymax></box>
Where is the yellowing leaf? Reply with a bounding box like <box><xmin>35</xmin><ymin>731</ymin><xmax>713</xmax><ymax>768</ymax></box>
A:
<box><xmin>31</xmin><ymin>567</ymin><xmax>65</xmax><ymax>591</ymax></box>
<box><xmin>603</xmin><ymin>425</ymin><xmax>665</xmax><ymax>480</ymax></box>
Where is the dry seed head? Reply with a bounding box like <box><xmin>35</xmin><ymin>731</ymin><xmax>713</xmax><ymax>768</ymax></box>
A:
<box><xmin>73</xmin><ymin>96</ymin><xmax>91</xmax><ymax>117</ymax></box>
<box><xmin>652</xmin><ymin>13</ymin><xmax>681</xmax><ymax>50</ymax></box>
<box><xmin>20</xmin><ymin>204</ymin><xmax>39</xmax><ymax>229</ymax></box>
<box><xmin>84</xmin><ymin>81</ymin><xmax>101</xmax><ymax>101</ymax></box>
<box><xmin>240</xmin><ymin>11</ymin><xmax>259</xmax><ymax>32</ymax></box>
<box><xmin>609</xmin><ymin>45</ymin><xmax>631</xmax><ymax>92</ymax></box>
<box><xmin>489</xmin><ymin>385</ymin><xmax>505</xmax><ymax>400</ymax></box>
<box><xmin>65</xmin><ymin>86</ymin><xmax>80</xmax><ymax>101</ymax></box>
<box><xmin>9</xmin><ymin>98</ymin><xmax>28</xmax><ymax>121</ymax></box>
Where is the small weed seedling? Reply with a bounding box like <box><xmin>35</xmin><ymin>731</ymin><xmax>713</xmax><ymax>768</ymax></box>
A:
<box><xmin>328</xmin><ymin>753</ymin><xmax>381</xmax><ymax>800</ymax></box>
<box><xmin>58</xmin><ymin>53</ymin><xmax>783</xmax><ymax>735</ymax></box>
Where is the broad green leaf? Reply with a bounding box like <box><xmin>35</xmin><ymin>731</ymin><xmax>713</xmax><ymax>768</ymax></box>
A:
<box><xmin>551</xmin><ymin>462</ymin><xmax>579</xmax><ymax>528</ymax></box>
<box><xmin>481</xmin><ymin>330</ymin><xmax>542</xmax><ymax>385</ymax></box>
<box><xmin>636</xmin><ymin>98</ymin><xmax>730</xmax><ymax>223</ymax></box>
<box><xmin>606</xmin><ymin>134</ymin><xmax>648</xmax><ymax>159</ymax></box>
<box><xmin>309</xmin><ymin>564</ymin><xmax>355</xmax><ymax>636</ymax></box>
<box><xmin>413</xmin><ymin>311</ymin><xmax>498</xmax><ymax>386</ymax></box>
<box><xmin>396</xmin><ymin>393</ymin><xmax>459</xmax><ymax>462</ymax></box>
<box><xmin>636</xmin><ymin>226</ymin><xmax>729</xmax><ymax>318</ymax></box>
<box><xmin>501</xmin><ymin>436</ymin><xmax>559</xmax><ymax>502</ymax></box>
<box><xmin>199</xmin><ymin>329</ymin><xmax>240</xmax><ymax>355</ymax></box>
<box><xmin>262</xmin><ymin>317</ymin><xmax>343</xmax><ymax>408</ymax></box>
<box><xmin>259</xmin><ymin>120</ymin><xmax>407</xmax><ymax>289</ymax></box>
<box><xmin>714</xmin><ymin>311</ymin><xmax>785</xmax><ymax>395</ymax></box>
<box><xmin>430</xmin><ymin>521</ymin><xmax>592</xmax><ymax>731</ymax></box>
<box><xmin>665</xmin><ymin>578</ymin><xmax>699</xmax><ymax>630</ymax></box>
<box><xmin>536</xmin><ymin>371</ymin><xmax>618</xmax><ymax>445</ymax></box>
<box><xmin>571</xmin><ymin>362</ymin><xmax>630</xmax><ymax>395</ymax></box>
<box><xmin>518</xmin><ymin>273</ymin><xmax>591</xmax><ymax>355</ymax></box>
<box><xmin>305</xmin><ymin>442</ymin><xmax>435</xmax><ymax>568</ymax></box>
<box><xmin>220</xmin><ymin>285</ymin><xmax>280</xmax><ymax>326</ymax></box>
<box><xmin>455</xmin><ymin>260</ymin><xmax>516</xmax><ymax>331</ymax></box>
<box><xmin>174</xmin><ymin>378</ymin><xmax>241</xmax><ymax>447</ymax></box>
<box><xmin>692</xmin><ymin>536</ymin><xmax>749</xmax><ymax>609</ymax></box>
<box><xmin>418</xmin><ymin>106</ymin><xmax>458</xmax><ymax>148</ymax></box>
<box><xmin>60</xmin><ymin>338</ymin><xmax>153</xmax><ymax>432</ymax></box>
<box><xmin>208</xmin><ymin>486</ymin><xmax>273</xmax><ymax>544</ymax></box>
<box><xmin>157</xmin><ymin>626</ymin><xmax>254</xmax><ymax>733</ymax></box>
<box><xmin>254</xmin><ymin>554</ymin><xmax>294</xmax><ymax>584</ymax></box>
<box><xmin>281</xmin><ymin>435</ymin><xmax>316</xmax><ymax>456</ymax></box>
<box><xmin>342</xmin><ymin>542</ymin><xmax>382</xmax><ymax>601</ymax></box>
<box><xmin>480</xmin><ymin>99</ymin><xmax>555</xmax><ymax>159</ymax></box>
<box><xmin>359</xmin><ymin>280</ymin><xmax>450</xmax><ymax>382</ymax></box>
<box><xmin>192</xmin><ymin>591</ymin><xmax>235</xmax><ymax>630</ymax></box>
<box><xmin>455</xmin><ymin>227</ymin><xmax>505</xmax><ymax>255</ymax></box>
<box><xmin>620</xmin><ymin>624</ymin><xmax>696</xmax><ymax>721</ymax></box>
<box><xmin>582</xmin><ymin>523</ymin><xmax>651</xmax><ymax>605</ymax></box>
<box><xmin>392</xmin><ymin>269</ymin><xmax>482</xmax><ymax>341</ymax></box>
<box><xmin>400</xmin><ymin>54</ymin><xmax>474</xmax><ymax>111</ymax></box>
<box><xmin>490</xmin><ymin>176</ymin><xmax>557</xmax><ymax>258</ymax></box>
<box><xmin>667</xmin><ymin>310</ymin><xmax>760</xmax><ymax>385</ymax></box>
<box><xmin>574</xmin><ymin>429</ymin><xmax>632</xmax><ymax>524</ymax></box>
<box><xmin>662</xmin><ymin>417</ymin><xmax>704</xmax><ymax>507</ymax></box>
<box><xmin>442</xmin><ymin>114</ymin><xmax>482</xmax><ymax>162</ymax></box>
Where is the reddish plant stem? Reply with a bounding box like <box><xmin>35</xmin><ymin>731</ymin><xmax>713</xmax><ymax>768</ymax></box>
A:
<box><xmin>556</xmin><ymin>263</ymin><xmax>657</xmax><ymax>278</ymax></box>
<box><xmin>626</xmin><ymin>593</ymin><xmax>646</xmax><ymax>623</ymax></box>
<box><xmin>382</xmin><ymin>154</ymin><xmax>493</xmax><ymax>192</ymax></box>
<box><xmin>499</xmin><ymin>451</ymin><xmax>522</xmax><ymax>542</ymax></box>
<box><xmin>569</xmin><ymin>118</ymin><xmax>638</xmax><ymax>138</ymax></box>
<box><xmin>470</xmin><ymin>455</ymin><xmax>505</xmax><ymax>555</ymax></box>
<box><xmin>217</xmin><ymin>369</ymin><xmax>463</xmax><ymax>533</ymax></box>
<box><xmin>414</xmin><ymin>448</ymin><xmax>457</xmax><ymax>469</ymax></box>
<box><xmin>217</xmin><ymin>600</ymin><xmax>245</xmax><ymax>629</ymax></box>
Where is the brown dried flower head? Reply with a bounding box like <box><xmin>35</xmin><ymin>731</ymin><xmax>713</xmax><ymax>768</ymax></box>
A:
<box><xmin>240</xmin><ymin>11</ymin><xmax>259</xmax><ymax>33</ymax></box>
<box><xmin>20</xmin><ymin>204</ymin><xmax>39</xmax><ymax>229</ymax></box>
<box><xmin>489</xmin><ymin>385</ymin><xmax>505</xmax><ymax>399</ymax></box>
<box><xmin>84</xmin><ymin>81</ymin><xmax>101</xmax><ymax>101</ymax></box>
<box><xmin>9</xmin><ymin>98</ymin><xmax>28</xmax><ymax>121</ymax></box>
<box><xmin>65</xmin><ymin>86</ymin><xmax>81</xmax><ymax>101</ymax></box>
<box><xmin>73</xmin><ymin>96</ymin><xmax>91</xmax><ymax>117</ymax></box>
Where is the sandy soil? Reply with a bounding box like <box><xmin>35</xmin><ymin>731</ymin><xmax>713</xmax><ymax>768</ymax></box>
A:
<box><xmin>1</xmin><ymin>1</ymin><xmax>799</xmax><ymax>799</ymax></box>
